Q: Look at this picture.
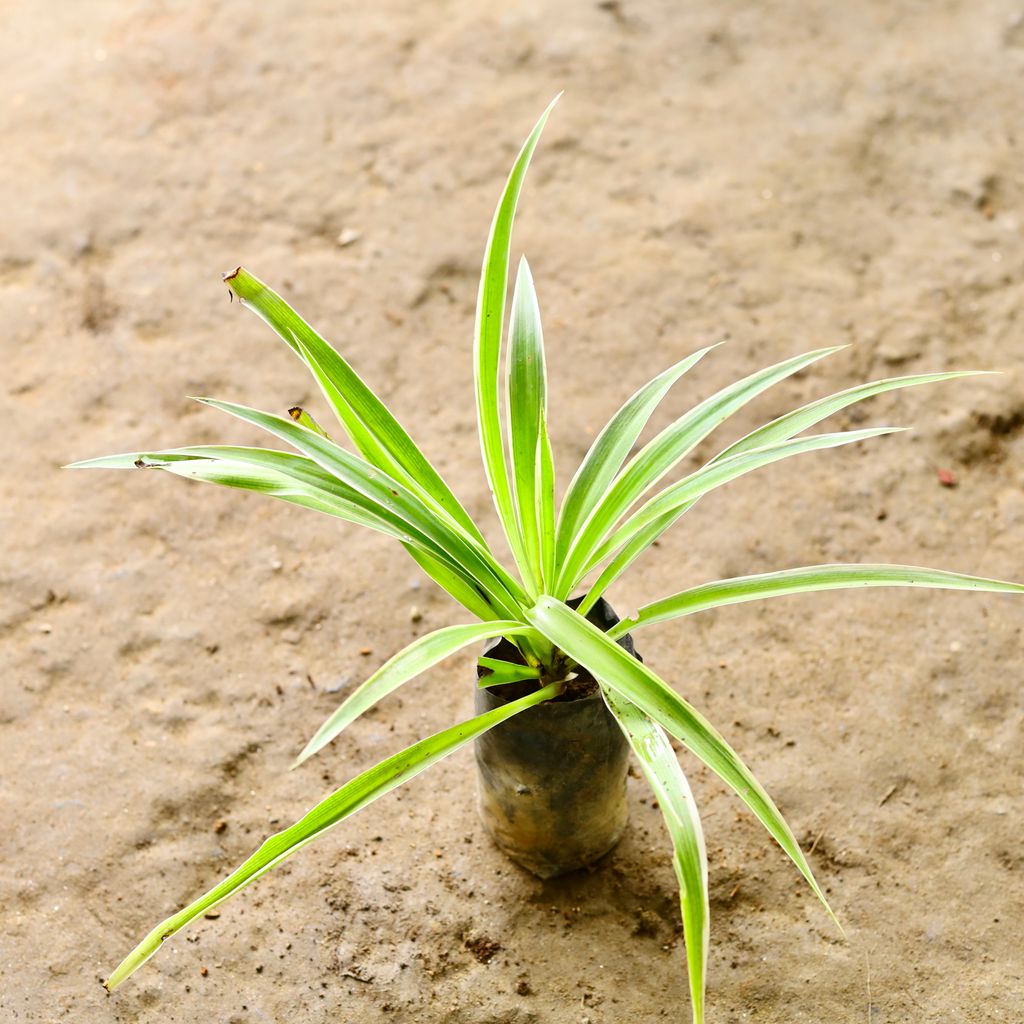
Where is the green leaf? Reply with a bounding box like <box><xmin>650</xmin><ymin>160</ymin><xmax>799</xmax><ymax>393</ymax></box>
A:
<box><xmin>536</xmin><ymin>408</ymin><xmax>556</xmax><ymax>590</ymax></box>
<box><xmin>475</xmin><ymin>95</ymin><xmax>560</xmax><ymax>567</ymax></box>
<box><xmin>507</xmin><ymin>256</ymin><xmax>548</xmax><ymax>592</ymax></box>
<box><xmin>556</xmin><ymin>346</ymin><xmax>846</xmax><ymax>596</ymax></box>
<box><xmin>69</xmin><ymin>447</ymin><xmax>501</xmax><ymax>618</ymax></box>
<box><xmin>555</xmin><ymin>344</ymin><xmax>718</xmax><ymax>562</ymax></box>
<box><xmin>587</xmin><ymin>428</ymin><xmax>902</xmax><ymax>571</ymax></box>
<box><xmin>577</xmin><ymin>505</ymin><xmax>688</xmax><ymax>617</ymax></box>
<box><xmin>103</xmin><ymin>680</ymin><xmax>562</xmax><ymax>991</ymax></box>
<box><xmin>610</xmin><ymin>563</ymin><xmax>1024</xmax><ymax>636</ymax></box>
<box><xmin>294</xmin><ymin>621</ymin><xmax>539</xmax><ymax>766</ymax></box>
<box><xmin>604</xmin><ymin>689</ymin><xmax>709</xmax><ymax>1024</ymax></box>
<box><xmin>195</xmin><ymin>397</ymin><xmax>530</xmax><ymax>618</ymax></box>
<box><xmin>224</xmin><ymin>267</ymin><xmax>485</xmax><ymax>545</ymax></box>
<box><xmin>403</xmin><ymin>546</ymin><xmax>500</xmax><ymax>621</ymax></box>
<box><xmin>477</xmin><ymin>656</ymin><xmax>542</xmax><ymax>687</ymax></box>
<box><xmin>526</xmin><ymin>596</ymin><xmax>839</xmax><ymax>930</ymax></box>
<box><xmin>714</xmin><ymin>370</ymin><xmax>994</xmax><ymax>463</ymax></box>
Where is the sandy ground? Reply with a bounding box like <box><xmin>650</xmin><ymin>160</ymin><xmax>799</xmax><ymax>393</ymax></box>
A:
<box><xmin>3</xmin><ymin>1</ymin><xmax>1024</xmax><ymax>1021</ymax></box>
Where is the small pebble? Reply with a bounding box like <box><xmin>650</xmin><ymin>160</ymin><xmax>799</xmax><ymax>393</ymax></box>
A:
<box><xmin>359</xmin><ymin>647</ymin><xmax>372</xmax><ymax>656</ymax></box>
<box><xmin>337</xmin><ymin>227</ymin><xmax>362</xmax><ymax>247</ymax></box>
<box><xmin>410</xmin><ymin>606</ymin><xmax>422</xmax><ymax>623</ymax></box>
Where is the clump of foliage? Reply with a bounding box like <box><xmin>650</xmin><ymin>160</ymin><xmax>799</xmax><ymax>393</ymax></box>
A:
<box><xmin>73</xmin><ymin>97</ymin><xmax>1024</xmax><ymax>1021</ymax></box>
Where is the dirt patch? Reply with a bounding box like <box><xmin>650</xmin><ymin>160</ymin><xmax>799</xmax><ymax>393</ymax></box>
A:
<box><xmin>2</xmin><ymin>2</ymin><xmax>1024</xmax><ymax>1022</ymax></box>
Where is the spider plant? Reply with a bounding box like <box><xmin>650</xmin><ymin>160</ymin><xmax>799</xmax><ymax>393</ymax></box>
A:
<box><xmin>71</xmin><ymin>96</ymin><xmax>1024</xmax><ymax>1021</ymax></box>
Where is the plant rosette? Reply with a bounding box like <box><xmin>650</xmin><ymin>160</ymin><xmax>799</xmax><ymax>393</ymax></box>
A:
<box><xmin>71</xmin><ymin>96</ymin><xmax>1024</xmax><ymax>1023</ymax></box>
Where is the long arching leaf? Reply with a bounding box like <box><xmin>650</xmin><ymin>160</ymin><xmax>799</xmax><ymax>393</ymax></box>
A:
<box><xmin>555</xmin><ymin>346</ymin><xmax>846</xmax><ymax>596</ymax></box>
<box><xmin>104</xmin><ymin>680</ymin><xmax>562</xmax><ymax>991</ymax></box>
<box><xmin>586</xmin><ymin>427</ymin><xmax>901</xmax><ymax>572</ymax></box>
<box><xmin>525</xmin><ymin>596</ymin><xmax>839</xmax><ymax>930</ymax></box>
<box><xmin>714</xmin><ymin>370</ymin><xmax>993</xmax><ymax>463</ymax></box>
<box><xmin>69</xmin><ymin>447</ymin><xmax>501</xmax><ymax>618</ymax></box>
<box><xmin>609</xmin><ymin>564</ymin><xmax>1024</xmax><ymax>636</ymax></box>
<box><xmin>604</xmin><ymin>689</ymin><xmax>709</xmax><ymax>1024</ymax></box>
<box><xmin>195</xmin><ymin>398</ymin><xmax>529</xmax><ymax>617</ymax></box>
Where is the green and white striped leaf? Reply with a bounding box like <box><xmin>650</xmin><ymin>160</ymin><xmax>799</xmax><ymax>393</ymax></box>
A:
<box><xmin>555</xmin><ymin>344</ymin><xmax>718</xmax><ymax>561</ymax></box>
<box><xmin>604</xmin><ymin>689</ymin><xmax>709</xmax><ymax>1024</ymax></box>
<box><xmin>507</xmin><ymin>256</ymin><xmax>549</xmax><ymax>593</ymax></box>
<box><xmin>555</xmin><ymin>346</ymin><xmax>846</xmax><ymax>596</ymax></box>
<box><xmin>69</xmin><ymin>447</ymin><xmax>500</xmax><ymax>619</ymax></box>
<box><xmin>103</xmin><ymin>680</ymin><xmax>562</xmax><ymax>992</ymax></box>
<box><xmin>714</xmin><ymin>370</ymin><xmax>993</xmax><ymax>463</ymax></box>
<box><xmin>610</xmin><ymin>564</ymin><xmax>1024</xmax><ymax>636</ymax></box>
<box><xmin>536</xmin><ymin>409</ymin><xmax>556</xmax><ymax>589</ymax></box>
<box><xmin>577</xmin><ymin>505</ymin><xmax>688</xmax><ymax>616</ymax></box>
<box><xmin>294</xmin><ymin>621</ymin><xmax>539</xmax><ymax>766</ymax></box>
<box><xmin>475</xmin><ymin>96</ymin><xmax>559</xmax><ymax>566</ymax></box>
<box><xmin>194</xmin><ymin>398</ymin><xmax>529</xmax><ymax>618</ymax></box>
<box><xmin>477</xmin><ymin>656</ymin><xmax>542</xmax><ymax>687</ymax></box>
<box><xmin>526</xmin><ymin>596</ymin><xmax>839</xmax><ymax>930</ymax></box>
<box><xmin>224</xmin><ymin>267</ymin><xmax>484</xmax><ymax>545</ymax></box>
<box><xmin>587</xmin><ymin>427</ymin><xmax>901</xmax><ymax>571</ymax></box>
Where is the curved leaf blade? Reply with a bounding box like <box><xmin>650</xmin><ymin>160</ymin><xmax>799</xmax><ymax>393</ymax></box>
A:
<box><xmin>556</xmin><ymin>346</ymin><xmax>846</xmax><ymax>596</ymax></box>
<box><xmin>604</xmin><ymin>689</ymin><xmax>709</xmax><ymax>1024</ymax></box>
<box><xmin>589</xmin><ymin>427</ymin><xmax>902</xmax><ymax>569</ymax></box>
<box><xmin>714</xmin><ymin>370</ymin><xmax>994</xmax><ymax>463</ymax></box>
<box><xmin>195</xmin><ymin>398</ymin><xmax>529</xmax><ymax>617</ymax></box>
<box><xmin>526</xmin><ymin>597</ymin><xmax>839</xmax><ymax>930</ymax></box>
<box><xmin>104</xmin><ymin>680</ymin><xmax>562</xmax><ymax>991</ymax></box>
<box><xmin>611</xmin><ymin>564</ymin><xmax>1024</xmax><ymax>635</ymax></box>
<box><xmin>224</xmin><ymin>267</ymin><xmax>484</xmax><ymax>544</ymax></box>
<box><xmin>294</xmin><ymin>621</ymin><xmax>539</xmax><ymax>766</ymax></box>
<box><xmin>70</xmin><ymin>447</ymin><xmax>501</xmax><ymax>618</ymax></box>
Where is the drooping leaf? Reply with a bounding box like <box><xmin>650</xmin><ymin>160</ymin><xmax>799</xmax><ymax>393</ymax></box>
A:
<box><xmin>526</xmin><ymin>596</ymin><xmax>839</xmax><ymax>929</ymax></box>
<box><xmin>604</xmin><ymin>689</ymin><xmax>709</xmax><ymax>1024</ymax></box>
<box><xmin>69</xmin><ymin>447</ymin><xmax>500</xmax><ymax>618</ymax></box>
<box><xmin>194</xmin><ymin>398</ymin><xmax>529</xmax><ymax>618</ymax></box>
<box><xmin>104</xmin><ymin>680</ymin><xmax>562</xmax><ymax>991</ymax></box>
